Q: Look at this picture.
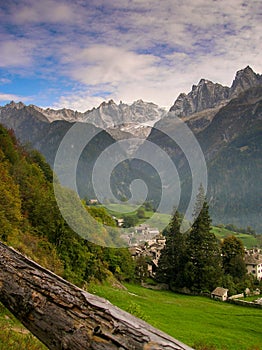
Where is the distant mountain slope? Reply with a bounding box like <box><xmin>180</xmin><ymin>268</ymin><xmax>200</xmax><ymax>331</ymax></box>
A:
<box><xmin>0</xmin><ymin>122</ymin><xmax>138</xmax><ymax>321</ymax></box>
<box><xmin>0</xmin><ymin>66</ymin><xmax>261</xmax><ymax>231</ymax></box>
<box><xmin>148</xmin><ymin>84</ymin><xmax>262</xmax><ymax>231</ymax></box>
<box><xmin>29</xmin><ymin>99</ymin><xmax>166</xmax><ymax>138</ymax></box>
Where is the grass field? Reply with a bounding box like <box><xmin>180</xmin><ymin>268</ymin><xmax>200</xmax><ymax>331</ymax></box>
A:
<box><xmin>88</xmin><ymin>282</ymin><xmax>262</xmax><ymax>350</ymax></box>
<box><xmin>0</xmin><ymin>303</ymin><xmax>46</xmax><ymax>350</ymax></box>
<box><xmin>103</xmin><ymin>203</ymin><xmax>171</xmax><ymax>228</ymax></box>
<box><xmin>211</xmin><ymin>226</ymin><xmax>259</xmax><ymax>249</ymax></box>
<box><xmin>1</xmin><ymin>281</ymin><xmax>261</xmax><ymax>350</ymax></box>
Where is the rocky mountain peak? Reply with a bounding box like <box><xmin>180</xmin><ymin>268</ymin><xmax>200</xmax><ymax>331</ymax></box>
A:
<box><xmin>198</xmin><ymin>78</ymin><xmax>212</xmax><ymax>86</ymax></box>
<box><xmin>99</xmin><ymin>99</ymin><xmax>116</xmax><ymax>108</ymax></box>
<box><xmin>81</xmin><ymin>99</ymin><xmax>165</xmax><ymax>133</ymax></box>
<box><xmin>230</xmin><ymin>65</ymin><xmax>262</xmax><ymax>97</ymax></box>
<box><xmin>170</xmin><ymin>79</ymin><xmax>230</xmax><ymax>117</ymax></box>
<box><xmin>5</xmin><ymin>101</ymin><xmax>26</xmax><ymax>110</ymax></box>
<box><xmin>170</xmin><ymin>66</ymin><xmax>261</xmax><ymax>118</ymax></box>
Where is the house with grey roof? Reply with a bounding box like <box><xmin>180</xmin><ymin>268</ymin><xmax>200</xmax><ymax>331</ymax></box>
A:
<box><xmin>211</xmin><ymin>287</ymin><xmax>228</xmax><ymax>301</ymax></box>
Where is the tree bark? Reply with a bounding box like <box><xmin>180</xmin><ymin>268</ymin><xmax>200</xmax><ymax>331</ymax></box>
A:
<box><xmin>0</xmin><ymin>241</ymin><xmax>194</xmax><ymax>350</ymax></box>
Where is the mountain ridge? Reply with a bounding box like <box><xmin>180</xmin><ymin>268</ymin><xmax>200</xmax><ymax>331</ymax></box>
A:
<box><xmin>0</xmin><ymin>66</ymin><xmax>261</xmax><ymax>230</ymax></box>
<box><xmin>169</xmin><ymin>66</ymin><xmax>262</xmax><ymax>120</ymax></box>
<box><xmin>2</xmin><ymin>66</ymin><xmax>260</xmax><ymax>137</ymax></box>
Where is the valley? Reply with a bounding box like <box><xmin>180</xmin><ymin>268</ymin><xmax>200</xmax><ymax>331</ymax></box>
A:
<box><xmin>0</xmin><ymin>2</ymin><xmax>261</xmax><ymax>350</ymax></box>
<box><xmin>0</xmin><ymin>66</ymin><xmax>261</xmax><ymax>231</ymax></box>
<box><xmin>0</xmin><ymin>66</ymin><xmax>261</xmax><ymax>350</ymax></box>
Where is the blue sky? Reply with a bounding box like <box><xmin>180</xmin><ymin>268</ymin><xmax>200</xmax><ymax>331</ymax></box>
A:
<box><xmin>0</xmin><ymin>0</ymin><xmax>261</xmax><ymax>111</ymax></box>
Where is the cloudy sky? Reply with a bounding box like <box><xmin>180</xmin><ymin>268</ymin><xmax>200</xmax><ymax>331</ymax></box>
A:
<box><xmin>0</xmin><ymin>0</ymin><xmax>261</xmax><ymax>111</ymax></box>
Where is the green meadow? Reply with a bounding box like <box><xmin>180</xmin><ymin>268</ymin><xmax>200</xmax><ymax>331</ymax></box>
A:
<box><xmin>88</xmin><ymin>282</ymin><xmax>262</xmax><ymax>350</ymax></box>
<box><xmin>0</xmin><ymin>303</ymin><xmax>47</xmax><ymax>350</ymax></box>
<box><xmin>102</xmin><ymin>203</ymin><xmax>260</xmax><ymax>248</ymax></box>
<box><xmin>1</xmin><ymin>281</ymin><xmax>261</xmax><ymax>350</ymax></box>
<box><xmin>211</xmin><ymin>226</ymin><xmax>259</xmax><ymax>249</ymax></box>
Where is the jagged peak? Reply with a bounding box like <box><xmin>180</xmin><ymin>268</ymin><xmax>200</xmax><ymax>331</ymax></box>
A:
<box><xmin>132</xmin><ymin>99</ymin><xmax>153</xmax><ymax>106</ymax></box>
<box><xmin>230</xmin><ymin>65</ymin><xmax>261</xmax><ymax>92</ymax></box>
<box><xmin>133</xmin><ymin>99</ymin><xmax>145</xmax><ymax>104</ymax></box>
<box><xmin>235</xmin><ymin>65</ymin><xmax>254</xmax><ymax>76</ymax></box>
<box><xmin>198</xmin><ymin>78</ymin><xmax>213</xmax><ymax>86</ymax></box>
<box><xmin>5</xmin><ymin>101</ymin><xmax>25</xmax><ymax>109</ymax></box>
<box><xmin>98</xmin><ymin>99</ymin><xmax>117</xmax><ymax>108</ymax></box>
<box><xmin>232</xmin><ymin>66</ymin><xmax>259</xmax><ymax>83</ymax></box>
<box><xmin>191</xmin><ymin>79</ymin><xmax>217</xmax><ymax>92</ymax></box>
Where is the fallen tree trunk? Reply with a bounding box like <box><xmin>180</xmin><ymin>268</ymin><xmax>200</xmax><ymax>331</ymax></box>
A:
<box><xmin>0</xmin><ymin>241</ymin><xmax>194</xmax><ymax>350</ymax></box>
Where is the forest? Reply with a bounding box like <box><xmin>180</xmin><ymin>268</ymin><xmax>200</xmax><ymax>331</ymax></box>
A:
<box><xmin>0</xmin><ymin>124</ymin><xmax>135</xmax><ymax>286</ymax></box>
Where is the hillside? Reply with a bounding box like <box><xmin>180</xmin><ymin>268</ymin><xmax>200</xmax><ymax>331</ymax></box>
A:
<box><xmin>147</xmin><ymin>83</ymin><xmax>262</xmax><ymax>231</ymax></box>
<box><xmin>0</xmin><ymin>123</ymin><xmax>135</xmax><ymax>285</ymax></box>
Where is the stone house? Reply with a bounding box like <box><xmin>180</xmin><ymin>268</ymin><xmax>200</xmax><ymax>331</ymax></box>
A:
<box><xmin>129</xmin><ymin>234</ymin><xmax>166</xmax><ymax>276</ymax></box>
<box><xmin>245</xmin><ymin>249</ymin><xmax>262</xmax><ymax>281</ymax></box>
<box><xmin>211</xmin><ymin>287</ymin><xmax>228</xmax><ymax>301</ymax></box>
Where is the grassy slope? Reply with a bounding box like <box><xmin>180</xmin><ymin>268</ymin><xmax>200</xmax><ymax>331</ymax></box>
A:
<box><xmin>0</xmin><ymin>303</ymin><xmax>47</xmax><ymax>350</ymax></box>
<box><xmin>88</xmin><ymin>283</ymin><xmax>262</xmax><ymax>350</ymax></box>
<box><xmin>211</xmin><ymin>226</ymin><xmax>259</xmax><ymax>249</ymax></box>
<box><xmin>102</xmin><ymin>204</ymin><xmax>260</xmax><ymax>248</ymax></box>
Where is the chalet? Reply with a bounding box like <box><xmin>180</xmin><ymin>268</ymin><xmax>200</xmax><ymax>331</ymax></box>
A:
<box><xmin>89</xmin><ymin>199</ymin><xmax>98</xmax><ymax>205</ymax></box>
<box><xmin>211</xmin><ymin>287</ymin><xmax>228</xmax><ymax>301</ymax></box>
<box><xmin>113</xmin><ymin>217</ymin><xmax>124</xmax><ymax>227</ymax></box>
<box><xmin>245</xmin><ymin>250</ymin><xmax>262</xmax><ymax>281</ymax></box>
<box><xmin>134</xmin><ymin>224</ymin><xmax>160</xmax><ymax>238</ymax></box>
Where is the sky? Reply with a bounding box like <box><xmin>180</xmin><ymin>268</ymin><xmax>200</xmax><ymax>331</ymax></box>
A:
<box><xmin>0</xmin><ymin>0</ymin><xmax>261</xmax><ymax>112</ymax></box>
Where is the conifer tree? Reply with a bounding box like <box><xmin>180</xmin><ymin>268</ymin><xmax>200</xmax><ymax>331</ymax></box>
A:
<box><xmin>155</xmin><ymin>210</ymin><xmax>185</xmax><ymax>287</ymax></box>
<box><xmin>185</xmin><ymin>186</ymin><xmax>222</xmax><ymax>292</ymax></box>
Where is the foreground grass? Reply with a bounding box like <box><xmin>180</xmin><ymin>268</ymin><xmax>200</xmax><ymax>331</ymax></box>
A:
<box><xmin>1</xmin><ymin>283</ymin><xmax>261</xmax><ymax>350</ymax></box>
<box><xmin>88</xmin><ymin>282</ymin><xmax>262</xmax><ymax>350</ymax></box>
<box><xmin>0</xmin><ymin>303</ymin><xmax>46</xmax><ymax>350</ymax></box>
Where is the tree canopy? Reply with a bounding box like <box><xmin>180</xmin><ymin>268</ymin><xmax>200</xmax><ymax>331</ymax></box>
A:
<box><xmin>0</xmin><ymin>124</ymin><xmax>135</xmax><ymax>286</ymax></box>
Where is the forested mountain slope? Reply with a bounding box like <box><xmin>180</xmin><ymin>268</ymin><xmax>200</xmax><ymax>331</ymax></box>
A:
<box><xmin>0</xmin><ymin>124</ymin><xmax>135</xmax><ymax>286</ymax></box>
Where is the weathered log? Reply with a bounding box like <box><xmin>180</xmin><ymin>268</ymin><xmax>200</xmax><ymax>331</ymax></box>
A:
<box><xmin>0</xmin><ymin>241</ymin><xmax>194</xmax><ymax>350</ymax></box>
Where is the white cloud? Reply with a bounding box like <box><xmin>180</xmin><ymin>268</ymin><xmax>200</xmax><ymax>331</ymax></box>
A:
<box><xmin>0</xmin><ymin>39</ymin><xmax>34</xmax><ymax>67</ymax></box>
<box><xmin>52</xmin><ymin>93</ymin><xmax>105</xmax><ymax>112</ymax></box>
<box><xmin>62</xmin><ymin>45</ymin><xmax>159</xmax><ymax>85</ymax></box>
<box><xmin>0</xmin><ymin>78</ymin><xmax>11</xmax><ymax>84</ymax></box>
<box><xmin>13</xmin><ymin>0</ymin><xmax>76</xmax><ymax>24</ymax></box>
<box><xmin>0</xmin><ymin>0</ymin><xmax>261</xmax><ymax>108</ymax></box>
<box><xmin>0</xmin><ymin>93</ymin><xmax>30</xmax><ymax>102</ymax></box>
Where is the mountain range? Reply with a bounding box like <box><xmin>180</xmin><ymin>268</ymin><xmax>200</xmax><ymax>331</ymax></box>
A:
<box><xmin>0</xmin><ymin>66</ymin><xmax>261</xmax><ymax>231</ymax></box>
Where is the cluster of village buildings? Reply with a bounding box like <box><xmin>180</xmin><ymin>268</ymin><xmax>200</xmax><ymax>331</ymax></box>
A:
<box><xmin>88</xmin><ymin>200</ymin><xmax>262</xmax><ymax>302</ymax></box>
<box><xmin>126</xmin><ymin>227</ymin><xmax>262</xmax><ymax>301</ymax></box>
<box><xmin>125</xmin><ymin>225</ymin><xmax>262</xmax><ymax>282</ymax></box>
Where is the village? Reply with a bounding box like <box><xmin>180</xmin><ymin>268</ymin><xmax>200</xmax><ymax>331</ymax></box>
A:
<box><xmin>86</xmin><ymin>199</ymin><xmax>262</xmax><ymax>304</ymax></box>
<box><xmin>123</xmin><ymin>224</ymin><xmax>262</xmax><ymax>304</ymax></box>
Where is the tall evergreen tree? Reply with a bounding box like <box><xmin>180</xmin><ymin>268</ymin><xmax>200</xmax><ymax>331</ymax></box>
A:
<box><xmin>155</xmin><ymin>210</ymin><xmax>185</xmax><ymax>287</ymax></box>
<box><xmin>184</xmin><ymin>187</ymin><xmax>222</xmax><ymax>292</ymax></box>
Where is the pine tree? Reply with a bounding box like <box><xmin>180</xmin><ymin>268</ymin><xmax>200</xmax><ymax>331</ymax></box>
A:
<box><xmin>185</xmin><ymin>187</ymin><xmax>222</xmax><ymax>292</ymax></box>
<box><xmin>155</xmin><ymin>210</ymin><xmax>185</xmax><ymax>287</ymax></box>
